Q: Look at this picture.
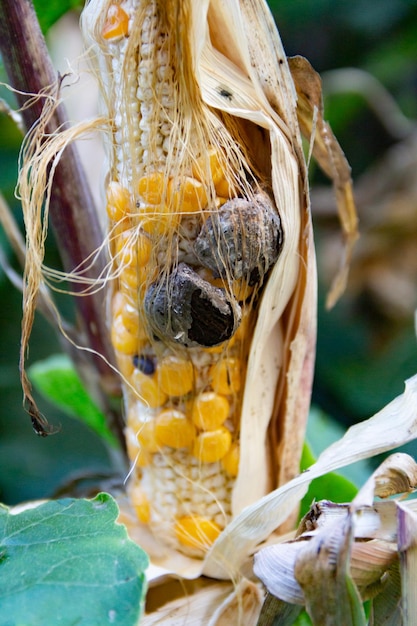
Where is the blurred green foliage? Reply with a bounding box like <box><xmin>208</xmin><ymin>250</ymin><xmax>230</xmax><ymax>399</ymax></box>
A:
<box><xmin>0</xmin><ymin>0</ymin><xmax>416</xmax><ymax>504</ymax></box>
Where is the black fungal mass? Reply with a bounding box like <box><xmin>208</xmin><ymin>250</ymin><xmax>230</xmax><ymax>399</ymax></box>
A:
<box><xmin>144</xmin><ymin>263</ymin><xmax>241</xmax><ymax>348</ymax></box>
<box><xmin>194</xmin><ymin>193</ymin><xmax>283</xmax><ymax>285</ymax></box>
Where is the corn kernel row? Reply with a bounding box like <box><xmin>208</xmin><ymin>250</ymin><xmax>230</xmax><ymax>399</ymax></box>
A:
<box><xmin>96</xmin><ymin>0</ymin><xmax>278</xmax><ymax>557</ymax></box>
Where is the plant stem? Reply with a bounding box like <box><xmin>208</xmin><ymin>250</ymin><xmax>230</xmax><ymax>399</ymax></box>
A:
<box><xmin>0</xmin><ymin>0</ymin><xmax>126</xmax><ymax>451</ymax></box>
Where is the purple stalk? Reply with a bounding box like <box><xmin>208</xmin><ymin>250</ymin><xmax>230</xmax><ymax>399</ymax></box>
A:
<box><xmin>0</xmin><ymin>0</ymin><xmax>126</xmax><ymax>449</ymax></box>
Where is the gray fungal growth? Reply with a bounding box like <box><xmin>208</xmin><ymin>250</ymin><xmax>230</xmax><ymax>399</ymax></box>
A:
<box><xmin>144</xmin><ymin>263</ymin><xmax>241</xmax><ymax>348</ymax></box>
<box><xmin>194</xmin><ymin>192</ymin><xmax>283</xmax><ymax>286</ymax></box>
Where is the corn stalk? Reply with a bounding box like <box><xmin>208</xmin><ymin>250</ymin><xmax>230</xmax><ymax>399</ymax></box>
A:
<box><xmin>0</xmin><ymin>0</ymin><xmax>124</xmax><ymax>444</ymax></box>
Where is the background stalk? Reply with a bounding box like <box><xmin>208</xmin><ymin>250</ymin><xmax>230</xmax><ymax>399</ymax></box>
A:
<box><xmin>0</xmin><ymin>0</ymin><xmax>126</xmax><ymax>450</ymax></box>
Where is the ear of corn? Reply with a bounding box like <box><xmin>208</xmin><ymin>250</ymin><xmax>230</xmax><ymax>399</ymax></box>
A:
<box><xmin>81</xmin><ymin>0</ymin><xmax>316</xmax><ymax>575</ymax></box>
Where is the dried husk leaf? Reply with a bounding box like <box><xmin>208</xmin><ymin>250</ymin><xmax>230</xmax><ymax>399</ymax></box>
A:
<box><xmin>397</xmin><ymin>501</ymin><xmax>417</xmax><ymax>625</ymax></box>
<box><xmin>369</xmin><ymin>563</ymin><xmax>402</xmax><ymax>626</ymax></box>
<box><xmin>350</xmin><ymin>540</ymin><xmax>398</xmax><ymax>592</ymax></box>
<box><xmin>288</xmin><ymin>55</ymin><xmax>359</xmax><ymax>308</ymax></box>
<box><xmin>253</xmin><ymin>541</ymin><xmax>305</xmax><ymax>605</ymax></box>
<box><xmin>353</xmin><ymin>452</ymin><xmax>417</xmax><ymax>505</ymax></box>
<box><xmin>255</xmin><ymin>593</ymin><xmax>302</xmax><ymax>626</ymax></box>
<box><xmin>294</xmin><ymin>512</ymin><xmax>366</xmax><ymax>626</ymax></box>
<box><xmin>142</xmin><ymin>577</ymin><xmax>263</xmax><ymax>626</ymax></box>
<box><xmin>204</xmin><ymin>375</ymin><xmax>417</xmax><ymax>579</ymax></box>
<box><xmin>254</xmin><ymin>454</ymin><xmax>417</xmax><ymax>622</ymax></box>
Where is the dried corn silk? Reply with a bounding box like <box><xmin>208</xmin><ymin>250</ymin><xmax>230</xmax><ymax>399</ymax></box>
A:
<box><xmin>82</xmin><ymin>0</ymin><xmax>316</xmax><ymax>572</ymax></box>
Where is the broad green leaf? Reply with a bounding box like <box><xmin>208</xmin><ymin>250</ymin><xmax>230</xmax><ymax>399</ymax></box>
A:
<box><xmin>29</xmin><ymin>354</ymin><xmax>118</xmax><ymax>446</ymax></box>
<box><xmin>299</xmin><ymin>471</ymin><xmax>358</xmax><ymax>519</ymax></box>
<box><xmin>0</xmin><ymin>493</ymin><xmax>148</xmax><ymax>626</ymax></box>
<box><xmin>299</xmin><ymin>442</ymin><xmax>358</xmax><ymax>518</ymax></box>
<box><xmin>306</xmin><ymin>406</ymin><xmax>372</xmax><ymax>486</ymax></box>
<box><xmin>293</xmin><ymin>611</ymin><xmax>313</xmax><ymax>626</ymax></box>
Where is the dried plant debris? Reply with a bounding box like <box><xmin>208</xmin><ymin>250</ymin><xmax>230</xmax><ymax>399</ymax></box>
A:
<box><xmin>254</xmin><ymin>453</ymin><xmax>417</xmax><ymax>625</ymax></box>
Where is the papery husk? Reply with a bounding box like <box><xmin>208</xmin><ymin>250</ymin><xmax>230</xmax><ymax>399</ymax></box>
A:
<box><xmin>254</xmin><ymin>453</ymin><xmax>417</xmax><ymax>623</ymax></box>
<box><xmin>142</xmin><ymin>577</ymin><xmax>263</xmax><ymax>626</ymax></box>
<box><xmin>205</xmin><ymin>376</ymin><xmax>417</xmax><ymax>580</ymax></box>
<box><xmin>397</xmin><ymin>501</ymin><xmax>417</xmax><ymax>625</ymax></box>
<box><xmin>288</xmin><ymin>55</ymin><xmax>359</xmax><ymax>309</ymax></box>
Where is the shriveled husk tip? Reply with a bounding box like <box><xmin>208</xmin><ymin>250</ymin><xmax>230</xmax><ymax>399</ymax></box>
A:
<box><xmin>254</xmin><ymin>453</ymin><xmax>417</xmax><ymax>624</ymax></box>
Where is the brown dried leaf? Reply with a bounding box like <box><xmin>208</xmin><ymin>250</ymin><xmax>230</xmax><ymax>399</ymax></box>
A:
<box><xmin>289</xmin><ymin>55</ymin><xmax>359</xmax><ymax>307</ymax></box>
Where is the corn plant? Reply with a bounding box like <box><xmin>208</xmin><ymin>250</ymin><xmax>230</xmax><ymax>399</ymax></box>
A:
<box><xmin>1</xmin><ymin>1</ymin><xmax>417</xmax><ymax>624</ymax></box>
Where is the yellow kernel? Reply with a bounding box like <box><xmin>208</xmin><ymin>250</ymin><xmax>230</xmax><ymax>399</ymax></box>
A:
<box><xmin>136</xmin><ymin>420</ymin><xmax>160</xmax><ymax>454</ymax></box>
<box><xmin>192</xmin><ymin>149</ymin><xmax>224</xmax><ymax>187</ymax></box>
<box><xmin>111</xmin><ymin>315</ymin><xmax>140</xmax><ymax>355</ymax></box>
<box><xmin>155</xmin><ymin>409</ymin><xmax>196</xmax><ymax>449</ymax></box>
<box><xmin>215</xmin><ymin>176</ymin><xmax>234</xmax><ymax>198</ymax></box>
<box><xmin>191</xmin><ymin>392</ymin><xmax>230</xmax><ymax>430</ymax></box>
<box><xmin>115</xmin><ymin>353</ymin><xmax>135</xmax><ymax>379</ymax></box>
<box><xmin>131</xmin><ymin>369</ymin><xmax>168</xmax><ymax>409</ymax></box>
<box><xmin>125</xmin><ymin>428</ymin><xmax>151</xmax><ymax>467</ymax></box>
<box><xmin>106</xmin><ymin>181</ymin><xmax>131</xmax><ymax>221</ymax></box>
<box><xmin>115</xmin><ymin>230</ymin><xmax>152</xmax><ymax>268</ymax></box>
<box><xmin>138</xmin><ymin>172</ymin><xmax>167</xmax><ymax>204</ymax></box>
<box><xmin>169</xmin><ymin>177</ymin><xmax>208</xmax><ymax>213</ymax></box>
<box><xmin>157</xmin><ymin>355</ymin><xmax>194</xmax><ymax>397</ymax></box>
<box><xmin>130</xmin><ymin>486</ymin><xmax>151</xmax><ymax>524</ymax></box>
<box><xmin>102</xmin><ymin>5</ymin><xmax>129</xmax><ymax>40</ymax></box>
<box><xmin>210</xmin><ymin>358</ymin><xmax>241</xmax><ymax>395</ymax></box>
<box><xmin>193</xmin><ymin>427</ymin><xmax>232</xmax><ymax>463</ymax></box>
<box><xmin>209</xmin><ymin>275</ymin><xmax>254</xmax><ymax>302</ymax></box>
<box><xmin>120</xmin><ymin>302</ymin><xmax>139</xmax><ymax>335</ymax></box>
<box><xmin>204</xmin><ymin>343</ymin><xmax>227</xmax><ymax>354</ymax></box>
<box><xmin>138</xmin><ymin>204</ymin><xmax>181</xmax><ymax>236</ymax></box>
<box><xmin>175</xmin><ymin>516</ymin><xmax>221</xmax><ymax>550</ymax></box>
<box><xmin>113</xmin><ymin>291</ymin><xmax>148</xmax><ymax>342</ymax></box>
<box><xmin>119</xmin><ymin>266</ymin><xmax>151</xmax><ymax>301</ymax></box>
<box><xmin>231</xmin><ymin>309</ymin><xmax>251</xmax><ymax>343</ymax></box>
<box><xmin>221</xmin><ymin>442</ymin><xmax>240</xmax><ymax>477</ymax></box>
<box><xmin>231</xmin><ymin>279</ymin><xmax>254</xmax><ymax>301</ymax></box>
<box><xmin>112</xmin><ymin>290</ymin><xmax>125</xmax><ymax>317</ymax></box>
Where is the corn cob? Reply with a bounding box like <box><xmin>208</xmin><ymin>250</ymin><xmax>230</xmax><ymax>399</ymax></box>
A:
<box><xmin>82</xmin><ymin>0</ymin><xmax>302</xmax><ymax>562</ymax></box>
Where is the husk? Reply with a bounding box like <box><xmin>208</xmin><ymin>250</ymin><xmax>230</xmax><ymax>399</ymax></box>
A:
<box><xmin>253</xmin><ymin>453</ymin><xmax>417</xmax><ymax>623</ymax></box>
<box><xmin>397</xmin><ymin>501</ymin><xmax>417</xmax><ymax>625</ymax></box>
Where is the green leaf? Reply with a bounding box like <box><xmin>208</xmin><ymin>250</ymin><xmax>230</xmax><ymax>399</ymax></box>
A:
<box><xmin>33</xmin><ymin>0</ymin><xmax>84</xmax><ymax>33</ymax></box>
<box><xmin>29</xmin><ymin>354</ymin><xmax>118</xmax><ymax>446</ymax></box>
<box><xmin>299</xmin><ymin>440</ymin><xmax>358</xmax><ymax>518</ymax></box>
<box><xmin>306</xmin><ymin>406</ymin><xmax>372</xmax><ymax>485</ymax></box>
<box><xmin>0</xmin><ymin>493</ymin><xmax>148</xmax><ymax>626</ymax></box>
